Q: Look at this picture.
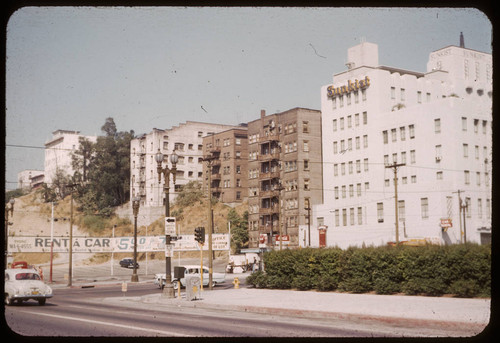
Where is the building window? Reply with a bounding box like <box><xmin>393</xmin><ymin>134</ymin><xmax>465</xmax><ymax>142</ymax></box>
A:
<box><xmin>482</xmin><ymin>120</ymin><xmax>487</xmax><ymax>134</ymax></box>
<box><xmin>409</xmin><ymin>124</ymin><xmax>415</xmax><ymax>139</ymax></box>
<box><xmin>333</xmin><ymin>119</ymin><xmax>337</xmax><ymax>132</ymax></box>
<box><xmin>478</xmin><ymin>198</ymin><xmax>482</xmax><ymax>218</ymax></box>
<box><xmin>363</xmin><ymin>111</ymin><xmax>368</xmax><ymax>125</ymax></box>
<box><xmin>383</xmin><ymin>130</ymin><xmax>388</xmax><ymax>144</ymax></box>
<box><xmin>410</xmin><ymin>150</ymin><xmax>416</xmax><ymax>164</ymax></box>
<box><xmin>391</xmin><ymin>87</ymin><xmax>396</xmax><ymax>99</ymax></box>
<box><xmin>475</xmin><ymin>145</ymin><xmax>480</xmax><ymax>159</ymax></box>
<box><xmin>384</xmin><ymin>155</ymin><xmax>389</xmax><ymax>166</ymax></box>
<box><xmin>401</xmin><ymin>151</ymin><xmax>407</xmax><ymax>164</ymax></box>
<box><xmin>462</xmin><ymin>117</ymin><xmax>467</xmax><ymax>131</ymax></box>
<box><xmin>342</xmin><ymin>185</ymin><xmax>346</xmax><ymax>198</ymax></box>
<box><xmin>474</xmin><ymin>119</ymin><xmax>479</xmax><ymax>133</ymax></box>
<box><xmin>363</xmin><ymin>135</ymin><xmax>368</xmax><ymax>148</ymax></box>
<box><xmin>334</xmin><ymin>186</ymin><xmax>339</xmax><ymax>199</ymax></box>
<box><xmin>400</xmin><ymin>88</ymin><xmax>405</xmax><ymax>101</ymax></box>
<box><xmin>304</xmin><ymin>160</ymin><xmax>309</xmax><ymax>171</ymax></box>
<box><xmin>333</xmin><ymin>141</ymin><xmax>338</xmax><ymax>154</ymax></box>
<box><xmin>421</xmin><ymin>198</ymin><xmax>429</xmax><ymax>219</ymax></box>
<box><xmin>435</xmin><ymin>145</ymin><xmax>442</xmax><ymax>162</ymax></box>
<box><xmin>362</xmin><ymin>89</ymin><xmax>367</xmax><ymax>101</ymax></box>
<box><xmin>417</xmin><ymin>91</ymin><xmax>422</xmax><ymax>103</ymax></box>
<box><xmin>332</xmin><ymin>97</ymin><xmax>337</xmax><ymax>109</ymax></box>
<box><xmin>341</xmin><ymin>163</ymin><xmax>346</xmax><ymax>175</ymax></box>
<box><xmin>364</xmin><ymin>158</ymin><xmax>369</xmax><ymax>172</ymax></box>
<box><xmin>435</xmin><ymin>119</ymin><xmax>441</xmax><ymax>133</ymax></box>
<box><xmin>303</xmin><ymin>121</ymin><xmax>309</xmax><ymax>133</ymax></box>
<box><xmin>391</xmin><ymin>129</ymin><xmax>397</xmax><ymax>142</ymax></box>
<box><xmin>377</xmin><ymin>203</ymin><xmax>384</xmax><ymax>223</ymax></box>
<box><xmin>463</xmin><ymin>144</ymin><xmax>468</xmax><ymax>158</ymax></box>
<box><xmin>347</xmin><ymin>115</ymin><xmax>352</xmax><ymax>128</ymax></box>
<box><xmin>411</xmin><ymin>175</ymin><xmax>417</xmax><ymax>183</ymax></box>
<box><xmin>357</xmin><ymin>207</ymin><xmax>363</xmax><ymax>225</ymax></box>
<box><xmin>355</xmin><ymin>136</ymin><xmax>360</xmax><ymax>150</ymax></box>
<box><xmin>385</xmin><ymin>179</ymin><xmax>390</xmax><ymax>187</ymax></box>
<box><xmin>349</xmin><ymin>184</ymin><xmax>354</xmax><ymax>197</ymax></box>
<box><xmin>392</xmin><ymin>153</ymin><xmax>398</xmax><ymax>163</ymax></box>
<box><xmin>437</xmin><ymin>171</ymin><xmax>443</xmax><ymax>180</ymax></box>
<box><xmin>356</xmin><ymin>183</ymin><xmax>361</xmax><ymax>196</ymax></box>
<box><xmin>334</xmin><ymin>210</ymin><xmax>340</xmax><ymax>226</ymax></box>
<box><xmin>356</xmin><ymin>160</ymin><xmax>361</xmax><ymax>173</ymax></box>
<box><xmin>464</xmin><ymin>170</ymin><xmax>470</xmax><ymax>185</ymax></box>
<box><xmin>476</xmin><ymin>172</ymin><xmax>481</xmax><ymax>186</ymax></box>
<box><xmin>350</xmin><ymin>208</ymin><xmax>355</xmax><ymax>225</ymax></box>
<box><xmin>304</xmin><ymin>179</ymin><xmax>310</xmax><ymax>190</ymax></box>
<box><xmin>342</xmin><ymin>209</ymin><xmax>347</xmax><ymax>226</ymax></box>
<box><xmin>400</xmin><ymin>127</ymin><xmax>406</xmax><ymax>141</ymax></box>
<box><xmin>402</xmin><ymin>176</ymin><xmax>407</xmax><ymax>184</ymax></box>
<box><xmin>354</xmin><ymin>113</ymin><xmax>360</xmax><ymax>126</ymax></box>
<box><xmin>340</xmin><ymin>117</ymin><xmax>345</xmax><ymax>130</ymax></box>
<box><xmin>348</xmin><ymin>161</ymin><xmax>353</xmax><ymax>174</ymax></box>
<box><xmin>398</xmin><ymin>200</ymin><xmax>405</xmax><ymax>222</ymax></box>
<box><xmin>333</xmin><ymin>164</ymin><xmax>338</xmax><ymax>176</ymax></box>
<box><xmin>303</xmin><ymin>140</ymin><xmax>309</xmax><ymax>152</ymax></box>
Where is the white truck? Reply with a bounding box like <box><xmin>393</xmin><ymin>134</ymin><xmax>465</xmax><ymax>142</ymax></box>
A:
<box><xmin>154</xmin><ymin>265</ymin><xmax>226</xmax><ymax>289</ymax></box>
<box><xmin>226</xmin><ymin>253</ymin><xmax>260</xmax><ymax>273</ymax></box>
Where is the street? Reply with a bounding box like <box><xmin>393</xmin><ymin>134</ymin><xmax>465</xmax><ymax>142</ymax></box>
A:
<box><xmin>4</xmin><ymin>283</ymin><xmax>391</xmax><ymax>337</ymax></box>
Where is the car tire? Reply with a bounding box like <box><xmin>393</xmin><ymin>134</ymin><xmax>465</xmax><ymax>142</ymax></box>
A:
<box><xmin>38</xmin><ymin>298</ymin><xmax>46</xmax><ymax>306</ymax></box>
<box><xmin>5</xmin><ymin>294</ymin><xmax>12</xmax><ymax>306</ymax></box>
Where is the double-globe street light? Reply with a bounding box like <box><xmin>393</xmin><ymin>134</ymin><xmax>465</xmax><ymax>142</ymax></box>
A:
<box><xmin>131</xmin><ymin>197</ymin><xmax>141</xmax><ymax>282</ymax></box>
<box><xmin>155</xmin><ymin>148</ymin><xmax>178</xmax><ymax>298</ymax></box>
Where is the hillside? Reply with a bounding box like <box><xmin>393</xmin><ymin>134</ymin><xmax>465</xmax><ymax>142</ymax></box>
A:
<box><xmin>7</xmin><ymin>189</ymin><xmax>247</xmax><ymax>265</ymax></box>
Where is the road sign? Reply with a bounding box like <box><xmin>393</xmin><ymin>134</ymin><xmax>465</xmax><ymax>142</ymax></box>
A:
<box><xmin>165</xmin><ymin>244</ymin><xmax>174</xmax><ymax>257</ymax></box>
<box><xmin>165</xmin><ymin>217</ymin><xmax>176</xmax><ymax>235</ymax></box>
<box><xmin>440</xmin><ymin>218</ymin><xmax>453</xmax><ymax>228</ymax></box>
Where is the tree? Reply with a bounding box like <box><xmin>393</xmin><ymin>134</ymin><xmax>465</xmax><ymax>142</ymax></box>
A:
<box><xmin>71</xmin><ymin>118</ymin><xmax>134</xmax><ymax>216</ymax></box>
<box><xmin>228</xmin><ymin>209</ymin><xmax>249</xmax><ymax>253</ymax></box>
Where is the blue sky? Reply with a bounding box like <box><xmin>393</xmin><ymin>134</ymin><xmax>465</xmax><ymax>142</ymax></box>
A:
<box><xmin>5</xmin><ymin>7</ymin><xmax>492</xmax><ymax>190</ymax></box>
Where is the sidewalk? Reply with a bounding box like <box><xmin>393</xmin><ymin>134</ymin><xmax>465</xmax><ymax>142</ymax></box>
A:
<box><xmin>101</xmin><ymin>285</ymin><xmax>491</xmax><ymax>337</ymax></box>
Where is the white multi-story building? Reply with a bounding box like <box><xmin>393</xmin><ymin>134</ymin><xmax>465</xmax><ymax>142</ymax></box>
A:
<box><xmin>44</xmin><ymin>130</ymin><xmax>97</xmax><ymax>186</ymax></box>
<box><xmin>311</xmin><ymin>39</ymin><xmax>492</xmax><ymax>249</ymax></box>
<box><xmin>17</xmin><ymin>169</ymin><xmax>44</xmax><ymax>190</ymax></box>
<box><xmin>130</xmin><ymin>121</ymin><xmax>243</xmax><ymax>209</ymax></box>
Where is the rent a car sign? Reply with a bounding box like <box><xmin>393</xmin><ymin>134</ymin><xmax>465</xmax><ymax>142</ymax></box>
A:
<box><xmin>8</xmin><ymin>234</ymin><xmax>229</xmax><ymax>253</ymax></box>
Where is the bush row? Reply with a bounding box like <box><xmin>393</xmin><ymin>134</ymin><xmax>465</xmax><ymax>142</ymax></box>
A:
<box><xmin>246</xmin><ymin>244</ymin><xmax>491</xmax><ymax>298</ymax></box>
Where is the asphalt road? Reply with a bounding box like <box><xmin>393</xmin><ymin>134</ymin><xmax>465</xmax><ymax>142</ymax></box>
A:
<box><xmin>4</xmin><ymin>283</ymin><xmax>394</xmax><ymax>337</ymax></box>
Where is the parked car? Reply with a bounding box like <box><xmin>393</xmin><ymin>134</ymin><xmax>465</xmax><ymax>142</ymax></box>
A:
<box><xmin>154</xmin><ymin>265</ymin><xmax>226</xmax><ymax>289</ymax></box>
<box><xmin>5</xmin><ymin>268</ymin><xmax>53</xmax><ymax>306</ymax></box>
<box><xmin>119</xmin><ymin>258</ymin><xmax>139</xmax><ymax>269</ymax></box>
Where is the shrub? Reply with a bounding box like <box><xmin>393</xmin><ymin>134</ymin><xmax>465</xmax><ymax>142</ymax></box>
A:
<box><xmin>246</xmin><ymin>271</ymin><xmax>268</xmax><ymax>288</ymax></box>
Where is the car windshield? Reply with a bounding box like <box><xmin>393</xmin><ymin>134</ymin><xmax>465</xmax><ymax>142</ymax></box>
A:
<box><xmin>15</xmin><ymin>273</ymin><xmax>41</xmax><ymax>281</ymax></box>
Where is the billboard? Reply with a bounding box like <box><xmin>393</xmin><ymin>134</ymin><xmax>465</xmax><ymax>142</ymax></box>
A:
<box><xmin>7</xmin><ymin>234</ymin><xmax>229</xmax><ymax>253</ymax></box>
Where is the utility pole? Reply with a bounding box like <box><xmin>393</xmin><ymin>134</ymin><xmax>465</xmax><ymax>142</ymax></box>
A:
<box><xmin>305</xmin><ymin>201</ymin><xmax>311</xmax><ymax>247</ymax></box>
<box><xmin>461</xmin><ymin>199</ymin><xmax>468</xmax><ymax>243</ymax></box>
<box><xmin>66</xmin><ymin>183</ymin><xmax>76</xmax><ymax>287</ymax></box>
<box><xmin>453</xmin><ymin>190</ymin><xmax>465</xmax><ymax>243</ymax></box>
<box><xmin>385</xmin><ymin>162</ymin><xmax>405</xmax><ymax>245</ymax></box>
<box><xmin>203</xmin><ymin>153</ymin><xmax>217</xmax><ymax>290</ymax></box>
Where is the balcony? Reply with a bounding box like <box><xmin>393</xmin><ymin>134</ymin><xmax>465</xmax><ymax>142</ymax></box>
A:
<box><xmin>259</xmin><ymin>133</ymin><xmax>280</xmax><ymax>143</ymax></box>
<box><xmin>259</xmin><ymin>170</ymin><xmax>280</xmax><ymax>180</ymax></box>
<box><xmin>258</xmin><ymin>151</ymin><xmax>280</xmax><ymax>161</ymax></box>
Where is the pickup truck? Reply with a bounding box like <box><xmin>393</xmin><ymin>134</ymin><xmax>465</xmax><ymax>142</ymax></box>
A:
<box><xmin>154</xmin><ymin>265</ymin><xmax>226</xmax><ymax>289</ymax></box>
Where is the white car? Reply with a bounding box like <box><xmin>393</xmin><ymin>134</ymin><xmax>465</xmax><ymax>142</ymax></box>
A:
<box><xmin>154</xmin><ymin>265</ymin><xmax>226</xmax><ymax>289</ymax></box>
<box><xmin>5</xmin><ymin>269</ymin><xmax>53</xmax><ymax>306</ymax></box>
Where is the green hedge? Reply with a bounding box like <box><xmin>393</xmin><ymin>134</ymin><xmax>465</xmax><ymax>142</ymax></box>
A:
<box><xmin>246</xmin><ymin>244</ymin><xmax>490</xmax><ymax>298</ymax></box>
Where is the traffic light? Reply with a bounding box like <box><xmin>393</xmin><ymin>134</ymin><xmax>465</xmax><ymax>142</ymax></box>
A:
<box><xmin>194</xmin><ymin>227</ymin><xmax>205</xmax><ymax>244</ymax></box>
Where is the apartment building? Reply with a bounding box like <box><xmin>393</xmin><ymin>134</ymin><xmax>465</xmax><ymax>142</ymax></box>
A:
<box><xmin>203</xmin><ymin>127</ymin><xmax>249</xmax><ymax>205</ymax></box>
<box><xmin>247</xmin><ymin>108</ymin><xmax>323</xmax><ymax>249</ymax></box>
<box><xmin>313</xmin><ymin>38</ymin><xmax>492</xmax><ymax>248</ymax></box>
<box><xmin>17</xmin><ymin>170</ymin><xmax>44</xmax><ymax>190</ymax></box>
<box><xmin>44</xmin><ymin>130</ymin><xmax>97</xmax><ymax>186</ymax></box>
<box><xmin>130</xmin><ymin>121</ymin><xmax>242</xmax><ymax>209</ymax></box>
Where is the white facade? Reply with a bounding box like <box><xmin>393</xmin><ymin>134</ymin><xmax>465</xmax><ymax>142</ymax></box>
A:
<box><xmin>17</xmin><ymin>170</ymin><xmax>44</xmax><ymax>189</ymax></box>
<box><xmin>311</xmin><ymin>41</ymin><xmax>492</xmax><ymax>249</ymax></box>
<box><xmin>44</xmin><ymin>130</ymin><xmax>97</xmax><ymax>186</ymax></box>
<box><xmin>130</xmin><ymin>121</ymin><xmax>242</xmax><ymax>209</ymax></box>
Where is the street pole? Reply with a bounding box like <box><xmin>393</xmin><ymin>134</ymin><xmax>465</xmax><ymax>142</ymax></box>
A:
<box><xmin>305</xmin><ymin>204</ymin><xmax>311</xmax><ymax>247</ymax></box>
<box><xmin>4</xmin><ymin>198</ymin><xmax>15</xmax><ymax>269</ymax></box>
<box><xmin>50</xmin><ymin>201</ymin><xmax>57</xmax><ymax>283</ymax></box>
<box><xmin>453</xmin><ymin>190</ymin><xmax>464</xmax><ymax>243</ymax></box>
<box><xmin>131</xmin><ymin>197</ymin><xmax>140</xmax><ymax>282</ymax></box>
<box><xmin>155</xmin><ymin>149</ymin><xmax>178</xmax><ymax>298</ymax></box>
<box><xmin>67</xmin><ymin>184</ymin><xmax>76</xmax><ymax>287</ymax></box>
<box><xmin>203</xmin><ymin>154</ymin><xmax>217</xmax><ymax>290</ymax></box>
<box><xmin>385</xmin><ymin>163</ymin><xmax>405</xmax><ymax>245</ymax></box>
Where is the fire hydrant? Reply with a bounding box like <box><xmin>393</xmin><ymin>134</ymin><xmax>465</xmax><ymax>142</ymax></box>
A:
<box><xmin>232</xmin><ymin>277</ymin><xmax>240</xmax><ymax>289</ymax></box>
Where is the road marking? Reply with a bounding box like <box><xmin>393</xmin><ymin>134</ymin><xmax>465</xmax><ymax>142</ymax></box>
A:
<box><xmin>18</xmin><ymin>310</ymin><xmax>190</xmax><ymax>337</ymax></box>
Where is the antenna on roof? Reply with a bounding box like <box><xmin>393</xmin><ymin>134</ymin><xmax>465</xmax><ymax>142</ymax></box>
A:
<box><xmin>460</xmin><ymin>32</ymin><xmax>465</xmax><ymax>48</ymax></box>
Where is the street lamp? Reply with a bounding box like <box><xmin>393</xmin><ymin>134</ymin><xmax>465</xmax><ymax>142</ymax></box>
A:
<box><xmin>155</xmin><ymin>148</ymin><xmax>178</xmax><ymax>298</ymax></box>
<box><xmin>5</xmin><ymin>198</ymin><xmax>15</xmax><ymax>268</ymax></box>
<box><xmin>131</xmin><ymin>197</ymin><xmax>141</xmax><ymax>282</ymax></box>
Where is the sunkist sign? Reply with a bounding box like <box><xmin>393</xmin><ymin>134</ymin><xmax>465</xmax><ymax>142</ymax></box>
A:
<box><xmin>327</xmin><ymin>76</ymin><xmax>370</xmax><ymax>98</ymax></box>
